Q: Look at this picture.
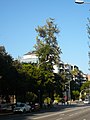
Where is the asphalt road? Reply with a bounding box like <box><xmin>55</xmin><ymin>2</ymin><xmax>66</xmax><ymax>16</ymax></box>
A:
<box><xmin>1</xmin><ymin>104</ymin><xmax>90</xmax><ymax>120</ymax></box>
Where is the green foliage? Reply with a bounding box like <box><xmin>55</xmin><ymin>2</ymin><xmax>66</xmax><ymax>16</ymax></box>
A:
<box><xmin>71</xmin><ymin>68</ymin><xmax>79</xmax><ymax>76</ymax></box>
<box><xmin>54</xmin><ymin>93</ymin><xmax>61</xmax><ymax>102</ymax></box>
<box><xmin>35</xmin><ymin>18</ymin><xmax>61</xmax><ymax>65</ymax></box>
<box><xmin>81</xmin><ymin>81</ymin><xmax>90</xmax><ymax>91</ymax></box>
<box><xmin>26</xmin><ymin>92</ymin><xmax>38</xmax><ymax>103</ymax></box>
<box><xmin>34</xmin><ymin>18</ymin><xmax>62</xmax><ymax>100</ymax></box>
<box><xmin>0</xmin><ymin>46</ymin><xmax>19</xmax><ymax>102</ymax></box>
<box><xmin>81</xmin><ymin>94</ymin><xmax>86</xmax><ymax>100</ymax></box>
<box><xmin>72</xmin><ymin>90</ymin><xmax>80</xmax><ymax>100</ymax></box>
<box><xmin>44</xmin><ymin>97</ymin><xmax>51</xmax><ymax>104</ymax></box>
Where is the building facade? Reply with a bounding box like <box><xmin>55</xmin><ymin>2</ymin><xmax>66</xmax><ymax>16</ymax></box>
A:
<box><xmin>19</xmin><ymin>51</ymin><xmax>87</xmax><ymax>84</ymax></box>
<box><xmin>18</xmin><ymin>51</ymin><xmax>38</xmax><ymax>63</ymax></box>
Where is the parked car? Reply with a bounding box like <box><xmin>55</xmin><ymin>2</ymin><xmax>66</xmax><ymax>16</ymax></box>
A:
<box><xmin>30</xmin><ymin>103</ymin><xmax>40</xmax><ymax>111</ymax></box>
<box><xmin>0</xmin><ymin>104</ymin><xmax>13</xmax><ymax>112</ymax></box>
<box><xmin>13</xmin><ymin>102</ymin><xmax>31</xmax><ymax>113</ymax></box>
<box><xmin>83</xmin><ymin>99</ymin><xmax>89</xmax><ymax>104</ymax></box>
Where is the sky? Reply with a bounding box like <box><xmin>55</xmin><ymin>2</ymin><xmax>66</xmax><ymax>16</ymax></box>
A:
<box><xmin>0</xmin><ymin>0</ymin><xmax>90</xmax><ymax>74</ymax></box>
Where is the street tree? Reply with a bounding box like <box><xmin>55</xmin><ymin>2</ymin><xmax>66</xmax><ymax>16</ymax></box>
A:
<box><xmin>80</xmin><ymin>81</ymin><xmax>90</xmax><ymax>99</ymax></box>
<box><xmin>81</xmin><ymin>81</ymin><xmax>90</xmax><ymax>91</ymax></box>
<box><xmin>0</xmin><ymin>46</ymin><xmax>16</xmax><ymax>102</ymax></box>
<box><xmin>34</xmin><ymin>18</ymin><xmax>62</xmax><ymax>102</ymax></box>
<box><xmin>87</xmin><ymin>18</ymin><xmax>90</xmax><ymax>70</ymax></box>
<box><xmin>13</xmin><ymin>62</ymin><xmax>42</xmax><ymax>103</ymax></box>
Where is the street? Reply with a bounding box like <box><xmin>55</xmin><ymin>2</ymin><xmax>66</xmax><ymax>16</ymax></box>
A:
<box><xmin>1</xmin><ymin>104</ymin><xmax>90</xmax><ymax>120</ymax></box>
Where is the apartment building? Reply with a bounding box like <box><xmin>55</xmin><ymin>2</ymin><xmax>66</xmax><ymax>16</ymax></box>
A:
<box><xmin>19</xmin><ymin>51</ymin><xmax>59</xmax><ymax>73</ymax></box>
<box><xmin>60</xmin><ymin>61</ymin><xmax>87</xmax><ymax>84</ymax></box>
<box><xmin>18</xmin><ymin>51</ymin><xmax>38</xmax><ymax>63</ymax></box>
<box><xmin>19</xmin><ymin>51</ymin><xmax>87</xmax><ymax>84</ymax></box>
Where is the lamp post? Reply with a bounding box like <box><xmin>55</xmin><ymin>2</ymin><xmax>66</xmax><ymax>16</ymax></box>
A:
<box><xmin>75</xmin><ymin>0</ymin><xmax>90</xmax><ymax>4</ymax></box>
<box><xmin>65</xmin><ymin>77</ymin><xmax>73</xmax><ymax>104</ymax></box>
<box><xmin>38</xmin><ymin>90</ymin><xmax>40</xmax><ymax>105</ymax></box>
<box><xmin>68</xmin><ymin>80</ymin><xmax>71</xmax><ymax>102</ymax></box>
<box><xmin>65</xmin><ymin>72</ymin><xmax>76</xmax><ymax>104</ymax></box>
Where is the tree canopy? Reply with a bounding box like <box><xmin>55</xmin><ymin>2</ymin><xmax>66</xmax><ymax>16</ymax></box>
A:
<box><xmin>34</xmin><ymin>18</ymin><xmax>62</xmax><ymax>100</ymax></box>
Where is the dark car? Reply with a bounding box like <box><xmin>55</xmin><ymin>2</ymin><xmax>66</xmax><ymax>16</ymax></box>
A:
<box><xmin>31</xmin><ymin>103</ymin><xmax>40</xmax><ymax>111</ymax></box>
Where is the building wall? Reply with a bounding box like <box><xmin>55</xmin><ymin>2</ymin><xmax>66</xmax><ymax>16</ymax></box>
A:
<box><xmin>87</xmin><ymin>74</ymin><xmax>90</xmax><ymax>81</ymax></box>
<box><xmin>19</xmin><ymin>52</ymin><xmax>38</xmax><ymax>63</ymax></box>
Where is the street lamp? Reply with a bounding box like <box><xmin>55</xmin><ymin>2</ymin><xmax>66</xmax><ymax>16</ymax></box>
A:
<box><xmin>75</xmin><ymin>0</ymin><xmax>84</xmax><ymax>4</ymax></box>
<box><xmin>65</xmin><ymin>72</ymin><xmax>76</xmax><ymax>104</ymax></box>
<box><xmin>38</xmin><ymin>90</ymin><xmax>41</xmax><ymax>105</ymax></box>
<box><xmin>75</xmin><ymin>0</ymin><xmax>90</xmax><ymax>4</ymax></box>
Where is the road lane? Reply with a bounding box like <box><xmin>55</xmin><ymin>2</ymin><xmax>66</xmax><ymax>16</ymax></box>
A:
<box><xmin>31</xmin><ymin>106</ymin><xmax>90</xmax><ymax>120</ymax></box>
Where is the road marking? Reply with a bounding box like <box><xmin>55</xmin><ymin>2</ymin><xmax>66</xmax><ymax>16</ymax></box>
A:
<box><xmin>56</xmin><ymin>118</ymin><xmax>63</xmax><ymax>120</ymax></box>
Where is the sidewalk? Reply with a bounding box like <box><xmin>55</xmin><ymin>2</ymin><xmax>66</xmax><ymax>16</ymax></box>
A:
<box><xmin>0</xmin><ymin>110</ymin><xmax>13</xmax><ymax>116</ymax></box>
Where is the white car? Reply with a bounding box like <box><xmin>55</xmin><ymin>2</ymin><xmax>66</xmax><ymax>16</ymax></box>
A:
<box><xmin>13</xmin><ymin>103</ymin><xmax>31</xmax><ymax>113</ymax></box>
<box><xmin>83</xmin><ymin>99</ymin><xmax>89</xmax><ymax>104</ymax></box>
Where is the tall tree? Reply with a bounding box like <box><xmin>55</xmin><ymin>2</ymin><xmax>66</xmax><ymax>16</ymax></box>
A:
<box><xmin>34</xmin><ymin>18</ymin><xmax>62</xmax><ymax>101</ymax></box>
<box><xmin>35</xmin><ymin>18</ymin><xmax>61</xmax><ymax>67</ymax></box>
<box><xmin>87</xmin><ymin>18</ymin><xmax>90</xmax><ymax>70</ymax></box>
<box><xmin>0</xmin><ymin>46</ymin><xmax>16</xmax><ymax>102</ymax></box>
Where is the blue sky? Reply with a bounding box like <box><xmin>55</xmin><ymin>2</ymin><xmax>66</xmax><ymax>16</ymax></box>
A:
<box><xmin>0</xmin><ymin>0</ymin><xmax>90</xmax><ymax>74</ymax></box>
